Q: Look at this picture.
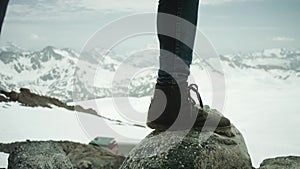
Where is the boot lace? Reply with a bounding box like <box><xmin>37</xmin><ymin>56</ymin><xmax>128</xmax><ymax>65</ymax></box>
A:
<box><xmin>188</xmin><ymin>84</ymin><xmax>204</xmax><ymax>109</ymax></box>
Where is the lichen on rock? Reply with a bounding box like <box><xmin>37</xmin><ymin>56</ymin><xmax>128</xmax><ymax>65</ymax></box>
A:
<box><xmin>7</xmin><ymin>142</ymin><xmax>73</xmax><ymax>169</ymax></box>
<box><xmin>120</xmin><ymin>125</ymin><xmax>252</xmax><ymax>169</ymax></box>
<box><xmin>259</xmin><ymin>156</ymin><xmax>300</xmax><ymax>169</ymax></box>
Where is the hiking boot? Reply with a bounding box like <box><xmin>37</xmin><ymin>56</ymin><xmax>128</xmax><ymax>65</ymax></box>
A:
<box><xmin>147</xmin><ymin>83</ymin><xmax>231</xmax><ymax>131</ymax></box>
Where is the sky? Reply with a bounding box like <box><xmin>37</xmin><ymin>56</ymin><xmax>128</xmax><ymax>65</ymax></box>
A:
<box><xmin>0</xmin><ymin>0</ymin><xmax>299</xmax><ymax>54</ymax></box>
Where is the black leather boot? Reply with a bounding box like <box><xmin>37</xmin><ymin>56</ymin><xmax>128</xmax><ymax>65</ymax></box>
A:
<box><xmin>147</xmin><ymin>83</ymin><xmax>231</xmax><ymax>131</ymax></box>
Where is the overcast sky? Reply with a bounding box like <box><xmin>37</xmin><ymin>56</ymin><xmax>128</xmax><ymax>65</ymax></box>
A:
<box><xmin>0</xmin><ymin>0</ymin><xmax>299</xmax><ymax>53</ymax></box>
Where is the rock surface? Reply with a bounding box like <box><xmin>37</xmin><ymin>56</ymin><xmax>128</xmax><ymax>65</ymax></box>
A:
<box><xmin>62</xmin><ymin>141</ymin><xmax>125</xmax><ymax>169</ymax></box>
<box><xmin>7</xmin><ymin>142</ymin><xmax>73</xmax><ymax>169</ymax></box>
<box><xmin>0</xmin><ymin>88</ymin><xmax>97</xmax><ymax>115</ymax></box>
<box><xmin>2</xmin><ymin>141</ymin><xmax>125</xmax><ymax>169</ymax></box>
<box><xmin>0</xmin><ymin>95</ymin><xmax>8</xmax><ymax>102</ymax></box>
<box><xmin>120</xmin><ymin>125</ymin><xmax>252</xmax><ymax>169</ymax></box>
<box><xmin>259</xmin><ymin>156</ymin><xmax>300</xmax><ymax>169</ymax></box>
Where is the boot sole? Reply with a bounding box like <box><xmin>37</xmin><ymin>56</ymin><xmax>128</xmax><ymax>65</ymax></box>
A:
<box><xmin>147</xmin><ymin>122</ymin><xmax>234</xmax><ymax>137</ymax></box>
<box><xmin>147</xmin><ymin>122</ymin><xmax>232</xmax><ymax>132</ymax></box>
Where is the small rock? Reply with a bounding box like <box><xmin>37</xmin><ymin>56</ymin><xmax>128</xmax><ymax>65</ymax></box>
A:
<box><xmin>67</xmin><ymin>143</ymin><xmax>125</xmax><ymax>169</ymax></box>
<box><xmin>0</xmin><ymin>95</ymin><xmax>8</xmax><ymax>102</ymax></box>
<box><xmin>259</xmin><ymin>156</ymin><xmax>300</xmax><ymax>169</ymax></box>
<box><xmin>77</xmin><ymin>160</ymin><xmax>93</xmax><ymax>169</ymax></box>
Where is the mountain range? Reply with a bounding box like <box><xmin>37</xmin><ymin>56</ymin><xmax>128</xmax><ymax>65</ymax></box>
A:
<box><xmin>0</xmin><ymin>43</ymin><xmax>299</xmax><ymax>102</ymax></box>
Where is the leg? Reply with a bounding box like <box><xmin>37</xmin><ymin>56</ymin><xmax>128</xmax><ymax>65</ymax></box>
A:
<box><xmin>157</xmin><ymin>0</ymin><xmax>199</xmax><ymax>85</ymax></box>
<box><xmin>147</xmin><ymin>0</ymin><xmax>231</xmax><ymax>130</ymax></box>
<box><xmin>0</xmin><ymin>0</ymin><xmax>9</xmax><ymax>35</ymax></box>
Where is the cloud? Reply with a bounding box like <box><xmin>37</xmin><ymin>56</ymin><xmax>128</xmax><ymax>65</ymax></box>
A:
<box><xmin>5</xmin><ymin>0</ymin><xmax>263</xmax><ymax>23</ymax></box>
<box><xmin>75</xmin><ymin>0</ymin><xmax>261</xmax><ymax>10</ymax></box>
<box><xmin>201</xmin><ymin>0</ymin><xmax>262</xmax><ymax>5</ymax></box>
<box><xmin>6</xmin><ymin>0</ymin><xmax>95</xmax><ymax>22</ymax></box>
<box><xmin>272</xmin><ymin>36</ymin><xmax>295</xmax><ymax>42</ymax></box>
<box><xmin>7</xmin><ymin>0</ymin><xmax>92</xmax><ymax>16</ymax></box>
<box><xmin>80</xmin><ymin>0</ymin><xmax>262</xmax><ymax>9</ymax></box>
<box><xmin>29</xmin><ymin>33</ymin><xmax>41</xmax><ymax>40</ymax></box>
<box><xmin>8</xmin><ymin>0</ymin><xmax>152</xmax><ymax>14</ymax></box>
<box><xmin>202</xmin><ymin>0</ymin><xmax>235</xmax><ymax>5</ymax></box>
<box><xmin>7</xmin><ymin>0</ymin><xmax>260</xmax><ymax>15</ymax></box>
<box><xmin>81</xmin><ymin>0</ymin><xmax>154</xmax><ymax>10</ymax></box>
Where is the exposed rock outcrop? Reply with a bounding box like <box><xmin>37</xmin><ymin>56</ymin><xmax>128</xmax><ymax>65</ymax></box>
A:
<box><xmin>67</xmin><ymin>143</ymin><xmax>125</xmax><ymax>169</ymax></box>
<box><xmin>2</xmin><ymin>140</ymin><xmax>125</xmax><ymax>169</ymax></box>
<box><xmin>7</xmin><ymin>142</ymin><xmax>73</xmax><ymax>169</ymax></box>
<box><xmin>0</xmin><ymin>88</ymin><xmax>145</xmax><ymax>128</ymax></box>
<box><xmin>0</xmin><ymin>88</ymin><xmax>97</xmax><ymax>115</ymax></box>
<box><xmin>259</xmin><ymin>156</ymin><xmax>300</xmax><ymax>169</ymax></box>
<box><xmin>120</xmin><ymin>125</ymin><xmax>252</xmax><ymax>169</ymax></box>
<box><xmin>0</xmin><ymin>95</ymin><xmax>8</xmax><ymax>102</ymax></box>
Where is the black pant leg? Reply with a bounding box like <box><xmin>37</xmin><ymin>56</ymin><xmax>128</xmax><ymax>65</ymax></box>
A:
<box><xmin>0</xmin><ymin>0</ymin><xmax>9</xmax><ymax>35</ymax></box>
<box><xmin>157</xmin><ymin>0</ymin><xmax>200</xmax><ymax>85</ymax></box>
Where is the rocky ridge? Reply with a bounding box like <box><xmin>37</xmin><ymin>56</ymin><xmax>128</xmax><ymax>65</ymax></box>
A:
<box><xmin>1</xmin><ymin>44</ymin><xmax>299</xmax><ymax>101</ymax></box>
<box><xmin>0</xmin><ymin>87</ymin><xmax>145</xmax><ymax>128</ymax></box>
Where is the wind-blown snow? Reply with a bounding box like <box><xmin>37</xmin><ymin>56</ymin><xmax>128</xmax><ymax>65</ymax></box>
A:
<box><xmin>0</xmin><ymin>153</ymin><xmax>9</xmax><ymax>168</ymax></box>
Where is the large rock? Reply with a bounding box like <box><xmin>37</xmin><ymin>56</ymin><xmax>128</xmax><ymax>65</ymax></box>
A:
<box><xmin>8</xmin><ymin>142</ymin><xmax>73</xmax><ymax>169</ymax></box>
<box><xmin>2</xmin><ymin>141</ymin><xmax>125</xmax><ymax>169</ymax></box>
<box><xmin>259</xmin><ymin>156</ymin><xmax>300</xmax><ymax>169</ymax></box>
<box><xmin>120</xmin><ymin>125</ymin><xmax>252</xmax><ymax>169</ymax></box>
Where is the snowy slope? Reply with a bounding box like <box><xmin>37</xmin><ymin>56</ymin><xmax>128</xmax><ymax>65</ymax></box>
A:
<box><xmin>0</xmin><ymin>99</ymin><xmax>152</xmax><ymax>167</ymax></box>
<box><xmin>221</xmin><ymin>69</ymin><xmax>300</xmax><ymax>168</ymax></box>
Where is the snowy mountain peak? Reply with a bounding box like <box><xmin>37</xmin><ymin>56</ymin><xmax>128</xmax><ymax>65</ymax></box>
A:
<box><xmin>41</xmin><ymin>46</ymin><xmax>55</xmax><ymax>52</ymax></box>
<box><xmin>262</xmin><ymin>48</ymin><xmax>283</xmax><ymax>57</ymax></box>
<box><xmin>0</xmin><ymin>45</ymin><xmax>299</xmax><ymax>101</ymax></box>
<box><xmin>36</xmin><ymin>46</ymin><xmax>63</xmax><ymax>62</ymax></box>
<box><xmin>0</xmin><ymin>42</ymin><xmax>26</xmax><ymax>53</ymax></box>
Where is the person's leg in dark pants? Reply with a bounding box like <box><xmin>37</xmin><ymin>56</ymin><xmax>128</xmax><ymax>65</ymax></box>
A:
<box><xmin>0</xmin><ymin>0</ymin><xmax>9</xmax><ymax>35</ymax></box>
<box><xmin>147</xmin><ymin>0</ymin><xmax>231</xmax><ymax>130</ymax></box>
<box><xmin>157</xmin><ymin>0</ymin><xmax>199</xmax><ymax>85</ymax></box>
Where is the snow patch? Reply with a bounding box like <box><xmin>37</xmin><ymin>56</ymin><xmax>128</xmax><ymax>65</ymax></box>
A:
<box><xmin>0</xmin><ymin>152</ymin><xmax>9</xmax><ymax>168</ymax></box>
